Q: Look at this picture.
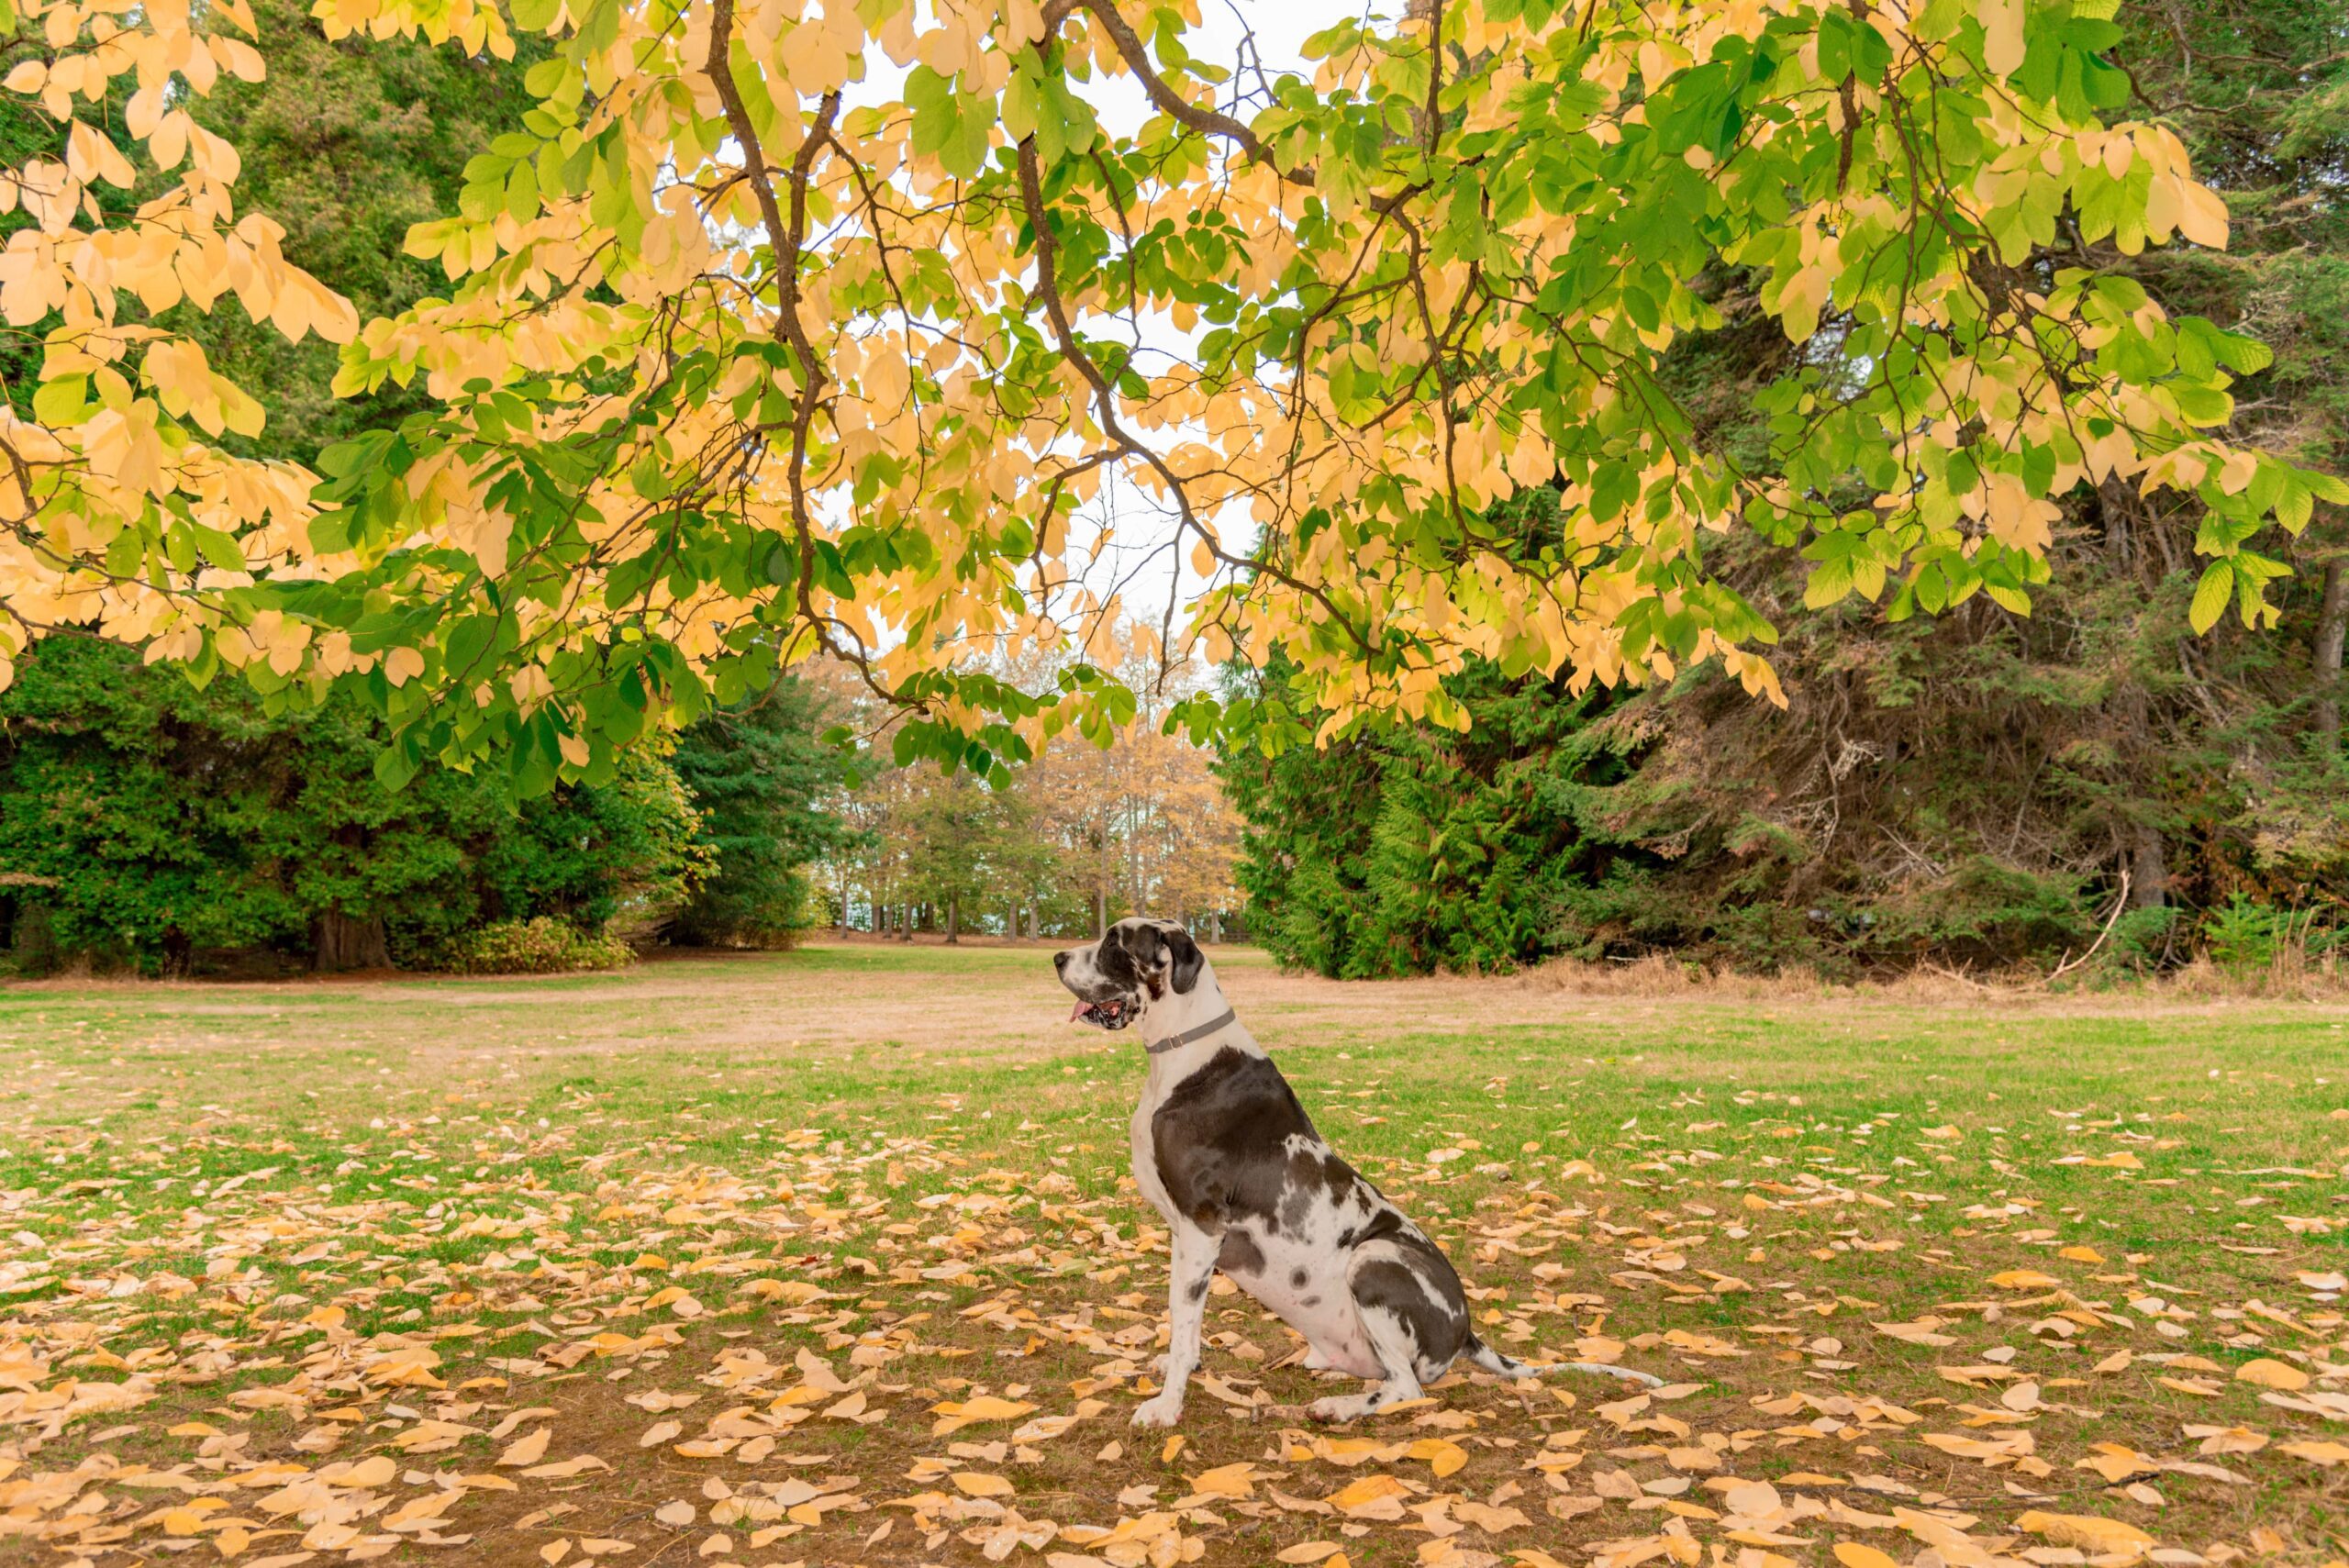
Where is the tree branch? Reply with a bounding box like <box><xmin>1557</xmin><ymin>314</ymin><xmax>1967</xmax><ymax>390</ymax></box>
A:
<box><xmin>1045</xmin><ymin>0</ymin><xmax>1314</xmax><ymax>185</ymax></box>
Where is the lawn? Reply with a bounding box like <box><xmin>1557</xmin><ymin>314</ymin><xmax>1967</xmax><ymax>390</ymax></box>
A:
<box><xmin>1</xmin><ymin>942</ymin><xmax>2344</xmax><ymax>1568</ymax></box>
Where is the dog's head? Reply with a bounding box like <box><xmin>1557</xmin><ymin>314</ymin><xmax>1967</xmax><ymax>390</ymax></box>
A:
<box><xmin>1055</xmin><ymin>917</ymin><xmax>1208</xmax><ymax>1032</ymax></box>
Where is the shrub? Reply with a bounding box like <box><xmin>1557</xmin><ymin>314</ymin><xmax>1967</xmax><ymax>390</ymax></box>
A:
<box><xmin>2201</xmin><ymin>896</ymin><xmax>2334</xmax><ymax>975</ymax></box>
<box><xmin>0</xmin><ymin>640</ymin><xmax>706</xmax><ymax>975</ymax></box>
<box><xmin>1217</xmin><ymin>595</ymin><xmax>1621</xmax><ymax>979</ymax></box>
<box><xmin>434</xmin><ymin>917</ymin><xmax>635</xmax><ymax>975</ymax></box>
<box><xmin>2098</xmin><ymin>906</ymin><xmax>2183</xmax><ymax>976</ymax></box>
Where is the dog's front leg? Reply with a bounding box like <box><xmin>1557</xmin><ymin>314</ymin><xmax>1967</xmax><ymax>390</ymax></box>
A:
<box><xmin>1131</xmin><ymin>1226</ymin><xmax>1217</xmax><ymax>1429</ymax></box>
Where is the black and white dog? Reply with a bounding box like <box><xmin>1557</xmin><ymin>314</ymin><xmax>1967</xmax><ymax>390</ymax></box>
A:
<box><xmin>1057</xmin><ymin>917</ymin><xmax>1659</xmax><ymax>1427</ymax></box>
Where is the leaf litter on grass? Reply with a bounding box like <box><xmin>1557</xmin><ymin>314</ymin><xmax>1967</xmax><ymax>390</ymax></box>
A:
<box><xmin>0</xmin><ymin>976</ymin><xmax>2346</xmax><ymax>1567</ymax></box>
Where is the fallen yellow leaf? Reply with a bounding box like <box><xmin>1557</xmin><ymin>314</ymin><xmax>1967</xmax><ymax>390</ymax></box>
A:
<box><xmin>1834</xmin><ymin>1543</ymin><xmax>1898</xmax><ymax>1568</ymax></box>
<box><xmin>1328</xmin><ymin>1473</ymin><xmax>1410</xmax><ymax>1515</ymax></box>
<box><xmin>1987</xmin><ymin>1269</ymin><xmax>2062</xmax><ymax>1290</ymax></box>
<box><xmin>2234</xmin><ymin>1359</ymin><xmax>2309</xmax><ymax>1391</ymax></box>
<box><xmin>1407</xmin><ymin>1437</ymin><xmax>1469</xmax><ymax>1478</ymax></box>
<box><xmin>329</xmin><ymin>1458</ymin><xmax>396</xmax><ymax>1489</ymax></box>
<box><xmin>951</xmin><ymin>1472</ymin><xmax>1014</xmax><ymax>1497</ymax></box>
<box><xmin>929</xmin><ymin>1395</ymin><xmax>1036</xmax><ymax>1435</ymax></box>
<box><xmin>2280</xmin><ymin>1440</ymin><xmax>2349</xmax><ymax>1466</ymax></box>
<box><xmin>1187</xmin><ymin>1462</ymin><xmax>1258</xmax><ymax>1498</ymax></box>
<box><xmin>2015</xmin><ymin>1511</ymin><xmax>2155</xmax><ymax>1560</ymax></box>
<box><xmin>497</xmin><ymin>1427</ymin><xmax>551</xmax><ymax>1467</ymax></box>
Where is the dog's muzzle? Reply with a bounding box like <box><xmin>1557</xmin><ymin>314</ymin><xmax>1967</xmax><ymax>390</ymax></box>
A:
<box><xmin>1068</xmin><ymin>996</ymin><xmax>1135</xmax><ymax>1029</ymax></box>
<box><xmin>1055</xmin><ymin>945</ymin><xmax>1140</xmax><ymax>1030</ymax></box>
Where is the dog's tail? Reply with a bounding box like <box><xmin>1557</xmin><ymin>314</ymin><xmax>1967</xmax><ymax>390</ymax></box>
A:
<box><xmin>1465</xmin><ymin>1336</ymin><xmax>1665</xmax><ymax>1388</ymax></box>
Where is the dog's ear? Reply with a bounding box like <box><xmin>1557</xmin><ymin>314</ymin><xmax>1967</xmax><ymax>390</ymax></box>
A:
<box><xmin>1164</xmin><ymin>925</ymin><xmax>1205</xmax><ymax>995</ymax></box>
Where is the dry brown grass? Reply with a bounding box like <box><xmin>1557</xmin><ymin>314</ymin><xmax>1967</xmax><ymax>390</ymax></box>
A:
<box><xmin>1517</xmin><ymin>950</ymin><xmax>2349</xmax><ymax>1006</ymax></box>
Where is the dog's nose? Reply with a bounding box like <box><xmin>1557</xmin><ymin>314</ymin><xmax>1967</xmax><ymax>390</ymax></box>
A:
<box><xmin>1052</xmin><ymin>951</ymin><xmax>1070</xmax><ymax>972</ymax></box>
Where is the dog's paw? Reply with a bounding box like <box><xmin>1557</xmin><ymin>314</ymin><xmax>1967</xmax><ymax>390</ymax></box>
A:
<box><xmin>1130</xmin><ymin>1395</ymin><xmax>1185</xmax><ymax>1429</ymax></box>
<box><xmin>1307</xmin><ymin>1395</ymin><xmax>1367</xmax><ymax>1424</ymax></box>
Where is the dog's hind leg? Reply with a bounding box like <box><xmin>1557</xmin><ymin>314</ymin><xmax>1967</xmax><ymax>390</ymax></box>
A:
<box><xmin>1132</xmin><ymin>1226</ymin><xmax>1218</xmax><ymax>1429</ymax></box>
<box><xmin>1307</xmin><ymin>1300</ymin><xmax>1423</xmax><ymax>1423</ymax></box>
<box><xmin>1308</xmin><ymin>1240</ymin><xmax>1440</xmax><ymax>1424</ymax></box>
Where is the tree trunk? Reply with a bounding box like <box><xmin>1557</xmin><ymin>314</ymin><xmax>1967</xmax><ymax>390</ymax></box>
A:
<box><xmin>2316</xmin><ymin>554</ymin><xmax>2347</xmax><ymax>761</ymax></box>
<box><xmin>946</xmin><ymin>896</ymin><xmax>960</xmax><ymax>944</ymax></box>
<box><xmin>1094</xmin><ymin>887</ymin><xmax>1107</xmax><ymax>939</ymax></box>
<box><xmin>315</xmin><ymin>909</ymin><xmax>390</xmax><ymax>972</ymax></box>
<box><xmin>1208</xmin><ymin>909</ymin><xmax>1220</xmax><ymax>944</ymax></box>
<box><xmin>2101</xmin><ymin>572</ymin><xmax>2167</xmax><ymax>911</ymax></box>
<box><xmin>2129</xmin><ymin>825</ymin><xmax>2168</xmax><ymax>910</ymax></box>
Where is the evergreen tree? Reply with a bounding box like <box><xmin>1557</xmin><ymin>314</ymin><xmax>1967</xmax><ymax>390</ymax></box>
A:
<box><xmin>164</xmin><ymin>0</ymin><xmax>550</xmax><ymax>461</ymax></box>
<box><xmin>667</xmin><ymin>679</ymin><xmax>845</xmax><ymax>947</ymax></box>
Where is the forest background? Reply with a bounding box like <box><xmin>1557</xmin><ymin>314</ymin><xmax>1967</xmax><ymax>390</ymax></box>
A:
<box><xmin>1</xmin><ymin>0</ymin><xmax>2343</xmax><ymax>983</ymax></box>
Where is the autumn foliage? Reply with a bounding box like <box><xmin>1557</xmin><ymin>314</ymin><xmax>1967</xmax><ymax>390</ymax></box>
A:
<box><xmin>0</xmin><ymin>0</ymin><xmax>2340</xmax><ymax>792</ymax></box>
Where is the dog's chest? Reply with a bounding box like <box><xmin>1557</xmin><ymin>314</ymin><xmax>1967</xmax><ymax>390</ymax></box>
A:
<box><xmin>1130</xmin><ymin>1084</ymin><xmax>1179</xmax><ymax>1225</ymax></box>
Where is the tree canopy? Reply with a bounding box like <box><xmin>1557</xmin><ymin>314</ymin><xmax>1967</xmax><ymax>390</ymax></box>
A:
<box><xmin>0</xmin><ymin>0</ymin><xmax>2340</xmax><ymax>794</ymax></box>
<box><xmin>0</xmin><ymin>8</ymin><xmax>848</xmax><ymax>976</ymax></box>
<box><xmin>1217</xmin><ymin>0</ymin><xmax>2349</xmax><ymax>981</ymax></box>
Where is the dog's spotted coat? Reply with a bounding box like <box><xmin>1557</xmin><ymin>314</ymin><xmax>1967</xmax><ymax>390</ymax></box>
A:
<box><xmin>1057</xmin><ymin>917</ymin><xmax>1661</xmax><ymax>1428</ymax></box>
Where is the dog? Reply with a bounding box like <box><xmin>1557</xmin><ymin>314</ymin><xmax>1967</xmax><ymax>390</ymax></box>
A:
<box><xmin>1056</xmin><ymin>917</ymin><xmax>1661</xmax><ymax>1428</ymax></box>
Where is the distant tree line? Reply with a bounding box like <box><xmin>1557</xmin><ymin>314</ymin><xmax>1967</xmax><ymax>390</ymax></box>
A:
<box><xmin>0</xmin><ymin>641</ymin><xmax>842</xmax><ymax>975</ymax></box>
<box><xmin>809</xmin><ymin>656</ymin><xmax>1243</xmax><ymax>946</ymax></box>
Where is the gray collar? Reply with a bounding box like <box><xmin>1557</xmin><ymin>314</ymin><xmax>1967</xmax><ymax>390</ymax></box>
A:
<box><xmin>1145</xmin><ymin>1007</ymin><xmax>1236</xmax><ymax>1055</ymax></box>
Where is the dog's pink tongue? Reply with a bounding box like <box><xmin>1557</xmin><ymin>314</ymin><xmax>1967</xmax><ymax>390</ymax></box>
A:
<box><xmin>1070</xmin><ymin>1002</ymin><xmax>1088</xmax><ymax>1022</ymax></box>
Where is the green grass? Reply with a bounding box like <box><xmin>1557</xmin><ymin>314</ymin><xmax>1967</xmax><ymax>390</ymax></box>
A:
<box><xmin>1</xmin><ymin>943</ymin><xmax>2345</xmax><ymax>1565</ymax></box>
